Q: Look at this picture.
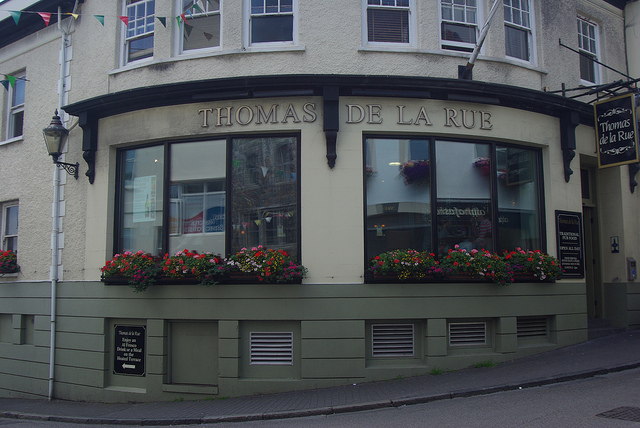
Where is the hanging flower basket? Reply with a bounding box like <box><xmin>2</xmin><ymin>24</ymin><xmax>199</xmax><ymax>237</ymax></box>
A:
<box><xmin>0</xmin><ymin>250</ymin><xmax>19</xmax><ymax>274</ymax></box>
<box><xmin>399</xmin><ymin>160</ymin><xmax>430</xmax><ymax>185</ymax></box>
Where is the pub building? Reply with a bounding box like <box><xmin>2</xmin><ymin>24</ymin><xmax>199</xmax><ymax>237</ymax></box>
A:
<box><xmin>0</xmin><ymin>0</ymin><xmax>638</xmax><ymax>402</ymax></box>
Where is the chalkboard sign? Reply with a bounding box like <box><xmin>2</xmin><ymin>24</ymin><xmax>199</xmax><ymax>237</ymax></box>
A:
<box><xmin>594</xmin><ymin>93</ymin><xmax>639</xmax><ymax>168</ymax></box>
<box><xmin>506</xmin><ymin>148</ymin><xmax>534</xmax><ymax>186</ymax></box>
<box><xmin>114</xmin><ymin>325</ymin><xmax>146</xmax><ymax>376</ymax></box>
<box><xmin>555</xmin><ymin>211</ymin><xmax>584</xmax><ymax>278</ymax></box>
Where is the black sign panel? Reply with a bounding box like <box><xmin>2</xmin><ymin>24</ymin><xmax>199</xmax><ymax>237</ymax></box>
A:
<box><xmin>594</xmin><ymin>93</ymin><xmax>639</xmax><ymax>168</ymax></box>
<box><xmin>114</xmin><ymin>325</ymin><xmax>145</xmax><ymax>376</ymax></box>
<box><xmin>555</xmin><ymin>211</ymin><xmax>584</xmax><ymax>278</ymax></box>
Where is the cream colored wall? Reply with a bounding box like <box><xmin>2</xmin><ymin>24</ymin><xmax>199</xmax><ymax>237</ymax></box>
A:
<box><xmin>627</xmin><ymin>1</ymin><xmax>640</xmax><ymax>79</ymax></box>
<box><xmin>88</xmin><ymin>96</ymin><xmax>579</xmax><ymax>283</ymax></box>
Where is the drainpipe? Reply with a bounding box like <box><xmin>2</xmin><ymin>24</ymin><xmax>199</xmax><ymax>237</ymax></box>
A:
<box><xmin>49</xmin><ymin>1</ymin><xmax>80</xmax><ymax>401</ymax></box>
<box><xmin>460</xmin><ymin>0</ymin><xmax>502</xmax><ymax>80</ymax></box>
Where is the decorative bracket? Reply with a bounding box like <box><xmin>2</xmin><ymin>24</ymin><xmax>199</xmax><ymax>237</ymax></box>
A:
<box><xmin>323</xmin><ymin>86</ymin><xmax>339</xmax><ymax>168</ymax></box>
<box><xmin>56</xmin><ymin>161</ymin><xmax>79</xmax><ymax>179</ymax></box>
<box><xmin>560</xmin><ymin>111</ymin><xmax>580</xmax><ymax>182</ymax></box>
<box><xmin>78</xmin><ymin>111</ymin><xmax>98</xmax><ymax>184</ymax></box>
<box><xmin>630</xmin><ymin>163</ymin><xmax>640</xmax><ymax>193</ymax></box>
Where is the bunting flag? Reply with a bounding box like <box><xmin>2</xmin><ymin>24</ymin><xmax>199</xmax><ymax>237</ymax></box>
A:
<box><xmin>118</xmin><ymin>16</ymin><xmax>129</xmax><ymax>26</ymax></box>
<box><xmin>203</xmin><ymin>32</ymin><xmax>213</xmax><ymax>41</ymax></box>
<box><xmin>70</xmin><ymin>13</ymin><xmax>79</xmax><ymax>20</ymax></box>
<box><xmin>192</xmin><ymin>3</ymin><xmax>204</xmax><ymax>14</ymax></box>
<box><xmin>37</xmin><ymin>12</ymin><xmax>51</xmax><ymax>26</ymax></box>
<box><xmin>180</xmin><ymin>13</ymin><xmax>191</xmax><ymax>26</ymax></box>
<box><xmin>254</xmin><ymin>220</ymin><xmax>261</xmax><ymax>226</ymax></box>
<box><xmin>7</xmin><ymin>75</ymin><xmax>16</xmax><ymax>88</ymax></box>
<box><xmin>8</xmin><ymin>11</ymin><xmax>21</xmax><ymax>25</ymax></box>
<box><xmin>184</xmin><ymin>24</ymin><xmax>193</xmax><ymax>37</ymax></box>
<box><xmin>0</xmin><ymin>80</ymin><xmax>8</xmax><ymax>90</ymax></box>
<box><xmin>156</xmin><ymin>16</ymin><xmax>166</xmax><ymax>27</ymax></box>
<box><xmin>175</xmin><ymin>16</ymin><xmax>181</xmax><ymax>28</ymax></box>
<box><xmin>94</xmin><ymin>15</ymin><xmax>104</xmax><ymax>26</ymax></box>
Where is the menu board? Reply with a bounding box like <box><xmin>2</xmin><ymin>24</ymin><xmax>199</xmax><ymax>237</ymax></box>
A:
<box><xmin>594</xmin><ymin>93</ymin><xmax>639</xmax><ymax>168</ymax></box>
<box><xmin>555</xmin><ymin>211</ymin><xmax>584</xmax><ymax>278</ymax></box>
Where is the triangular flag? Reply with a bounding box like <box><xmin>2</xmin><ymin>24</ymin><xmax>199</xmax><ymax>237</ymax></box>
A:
<box><xmin>8</xmin><ymin>11</ymin><xmax>21</xmax><ymax>25</ymax></box>
<box><xmin>185</xmin><ymin>25</ymin><xmax>193</xmax><ymax>37</ymax></box>
<box><xmin>207</xmin><ymin>0</ymin><xmax>218</xmax><ymax>8</ymax></box>
<box><xmin>193</xmin><ymin>3</ymin><xmax>204</xmax><ymax>13</ymax></box>
<box><xmin>38</xmin><ymin>12</ymin><xmax>51</xmax><ymax>26</ymax></box>
<box><xmin>7</xmin><ymin>75</ymin><xmax>16</xmax><ymax>88</ymax></box>
<box><xmin>0</xmin><ymin>80</ymin><xmax>9</xmax><ymax>91</ymax></box>
<box><xmin>175</xmin><ymin>16</ymin><xmax>181</xmax><ymax>27</ymax></box>
<box><xmin>261</xmin><ymin>166</ymin><xmax>269</xmax><ymax>177</ymax></box>
<box><xmin>156</xmin><ymin>16</ymin><xmax>167</xmax><ymax>27</ymax></box>
<box><xmin>94</xmin><ymin>15</ymin><xmax>105</xmax><ymax>26</ymax></box>
<box><xmin>265</xmin><ymin>217</ymin><xmax>272</xmax><ymax>223</ymax></box>
<box><xmin>203</xmin><ymin>32</ymin><xmax>213</xmax><ymax>41</ymax></box>
<box><xmin>118</xmin><ymin>16</ymin><xmax>129</xmax><ymax>26</ymax></box>
<box><xmin>254</xmin><ymin>220</ymin><xmax>261</xmax><ymax>226</ymax></box>
<box><xmin>70</xmin><ymin>13</ymin><xmax>79</xmax><ymax>20</ymax></box>
<box><xmin>180</xmin><ymin>13</ymin><xmax>191</xmax><ymax>26</ymax></box>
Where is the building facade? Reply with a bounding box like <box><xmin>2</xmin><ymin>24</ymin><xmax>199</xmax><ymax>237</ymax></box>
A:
<box><xmin>0</xmin><ymin>0</ymin><xmax>638</xmax><ymax>402</ymax></box>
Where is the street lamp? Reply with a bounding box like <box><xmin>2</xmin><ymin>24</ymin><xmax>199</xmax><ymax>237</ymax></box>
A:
<box><xmin>43</xmin><ymin>110</ymin><xmax>78</xmax><ymax>179</ymax></box>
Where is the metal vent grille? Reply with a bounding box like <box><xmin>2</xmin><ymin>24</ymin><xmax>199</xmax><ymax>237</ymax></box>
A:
<box><xmin>372</xmin><ymin>324</ymin><xmax>414</xmax><ymax>357</ymax></box>
<box><xmin>517</xmin><ymin>316</ymin><xmax>548</xmax><ymax>339</ymax></box>
<box><xmin>449</xmin><ymin>322</ymin><xmax>487</xmax><ymax>346</ymax></box>
<box><xmin>250</xmin><ymin>332</ymin><xmax>293</xmax><ymax>365</ymax></box>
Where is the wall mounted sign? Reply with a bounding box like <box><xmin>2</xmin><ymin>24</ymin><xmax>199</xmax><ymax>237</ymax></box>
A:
<box><xmin>114</xmin><ymin>325</ymin><xmax>146</xmax><ymax>376</ymax></box>
<box><xmin>555</xmin><ymin>211</ymin><xmax>584</xmax><ymax>278</ymax></box>
<box><xmin>594</xmin><ymin>93</ymin><xmax>639</xmax><ymax>168</ymax></box>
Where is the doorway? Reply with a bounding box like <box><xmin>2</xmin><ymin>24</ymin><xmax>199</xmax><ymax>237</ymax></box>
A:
<box><xmin>581</xmin><ymin>168</ymin><xmax>602</xmax><ymax>319</ymax></box>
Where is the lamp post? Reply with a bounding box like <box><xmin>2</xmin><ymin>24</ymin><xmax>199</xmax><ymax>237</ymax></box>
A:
<box><xmin>43</xmin><ymin>110</ymin><xmax>78</xmax><ymax>179</ymax></box>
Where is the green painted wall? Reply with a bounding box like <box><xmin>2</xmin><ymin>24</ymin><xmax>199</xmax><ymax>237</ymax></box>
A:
<box><xmin>0</xmin><ymin>280</ymin><xmax>587</xmax><ymax>402</ymax></box>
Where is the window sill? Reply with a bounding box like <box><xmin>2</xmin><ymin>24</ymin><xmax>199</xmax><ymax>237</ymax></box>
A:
<box><xmin>109</xmin><ymin>46</ymin><xmax>306</xmax><ymax>77</ymax></box>
<box><xmin>0</xmin><ymin>136</ymin><xmax>23</xmax><ymax>146</ymax></box>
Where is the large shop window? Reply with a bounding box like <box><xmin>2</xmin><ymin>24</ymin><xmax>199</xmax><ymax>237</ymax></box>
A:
<box><xmin>365</xmin><ymin>138</ymin><xmax>543</xmax><ymax>261</ymax></box>
<box><xmin>116</xmin><ymin>136</ymin><xmax>299</xmax><ymax>258</ymax></box>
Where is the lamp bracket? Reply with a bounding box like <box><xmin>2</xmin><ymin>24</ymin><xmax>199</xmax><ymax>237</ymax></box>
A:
<box><xmin>56</xmin><ymin>161</ymin><xmax>79</xmax><ymax>180</ymax></box>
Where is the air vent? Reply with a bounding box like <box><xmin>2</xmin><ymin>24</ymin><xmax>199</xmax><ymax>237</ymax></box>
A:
<box><xmin>449</xmin><ymin>322</ymin><xmax>487</xmax><ymax>346</ymax></box>
<box><xmin>372</xmin><ymin>324</ymin><xmax>414</xmax><ymax>357</ymax></box>
<box><xmin>250</xmin><ymin>332</ymin><xmax>293</xmax><ymax>365</ymax></box>
<box><xmin>517</xmin><ymin>317</ymin><xmax>548</xmax><ymax>339</ymax></box>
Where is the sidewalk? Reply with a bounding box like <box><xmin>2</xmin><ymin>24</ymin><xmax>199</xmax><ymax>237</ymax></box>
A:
<box><xmin>0</xmin><ymin>330</ymin><xmax>639</xmax><ymax>426</ymax></box>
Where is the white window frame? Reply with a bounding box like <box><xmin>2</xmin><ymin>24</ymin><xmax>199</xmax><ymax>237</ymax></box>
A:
<box><xmin>5</xmin><ymin>72</ymin><xmax>25</xmax><ymax>142</ymax></box>
<box><xmin>504</xmin><ymin>0</ymin><xmax>536</xmax><ymax>64</ymax></box>
<box><xmin>362</xmin><ymin>0</ymin><xmax>416</xmax><ymax>48</ymax></box>
<box><xmin>439</xmin><ymin>0</ymin><xmax>481</xmax><ymax>52</ymax></box>
<box><xmin>577</xmin><ymin>15</ymin><xmax>600</xmax><ymax>85</ymax></box>
<box><xmin>243</xmin><ymin>0</ymin><xmax>298</xmax><ymax>48</ymax></box>
<box><xmin>121</xmin><ymin>0</ymin><xmax>155</xmax><ymax>66</ymax></box>
<box><xmin>176</xmin><ymin>0</ymin><xmax>222</xmax><ymax>55</ymax></box>
<box><xmin>1</xmin><ymin>202</ymin><xmax>18</xmax><ymax>253</ymax></box>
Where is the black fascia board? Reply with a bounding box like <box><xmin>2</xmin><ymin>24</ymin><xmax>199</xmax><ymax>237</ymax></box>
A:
<box><xmin>604</xmin><ymin>0</ymin><xmax>628</xmax><ymax>9</ymax></box>
<box><xmin>62</xmin><ymin>74</ymin><xmax>594</xmax><ymax>126</ymax></box>
<box><xmin>0</xmin><ymin>0</ymin><xmax>76</xmax><ymax>49</ymax></box>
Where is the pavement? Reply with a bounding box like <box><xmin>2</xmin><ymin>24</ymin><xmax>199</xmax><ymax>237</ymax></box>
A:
<box><xmin>0</xmin><ymin>329</ymin><xmax>639</xmax><ymax>426</ymax></box>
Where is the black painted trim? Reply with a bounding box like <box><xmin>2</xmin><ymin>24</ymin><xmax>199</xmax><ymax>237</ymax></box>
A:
<box><xmin>0</xmin><ymin>1</ymin><xmax>78</xmax><ymax>49</ymax></box>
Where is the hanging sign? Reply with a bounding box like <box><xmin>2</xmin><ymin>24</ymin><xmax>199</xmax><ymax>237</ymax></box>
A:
<box><xmin>594</xmin><ymin>93</ymin><xmax>639</xmax><ymax>168</ymax></box>
<box><xmin>555</xmin><ymin>210</ymin><xmax>584</xmax><ymax>278</ymax></box>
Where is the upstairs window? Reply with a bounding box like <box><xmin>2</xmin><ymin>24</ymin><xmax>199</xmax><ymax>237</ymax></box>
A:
<box><xmin>1</xmin><ymin>202</ymin><xmax>18</xmax><ymax>253</ymax></box>
<box><xmin>249</xmin><ymin>0</ymin><xmax>294</xmax><ymax>44</ymax></box>
<box><xmin>180</xmin><ymin>0</ymin><xmax>221</xmax><ymax>52</ymax></box>
<box><xmin>6</xmin><ymin>72</ymin><xmax>25</xmax><ymax>140</ymax></box>
<box><xmin>577</xmin><ymin>16</ymin><xmax>599</xmax><ymax>84</ymax></box>
<box><xmin>504</xmin><ymin>0</ymin><xmax>533</xmax><ymax>61</ymax></box>
<box><xmin>366</xmin><ymin>0</ymin><xmax>411</xmax><ymax>44</ymax></box>
<box><xmin>124</xmin><ymin>0</ymin><xmax>155</xmax><ymax>63</ymax></box>
<box><xmin>440</xmin><ymin>0</ymin><xmax>478</xmax><ymax>52</ymax></box>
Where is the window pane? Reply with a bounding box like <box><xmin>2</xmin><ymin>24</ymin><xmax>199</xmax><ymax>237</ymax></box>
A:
<box><xmin>496</xmin><ymin>147</ymin><xmax>541</xmax><ymax>252</ymax></box>
<box><xmin>580</xmin><ymin>54</ymin><xmax>596</xmax><ymax>82</ymax></box>
<box><xmin>251</xmin><ymin>15</ymin><xmax>293</xmax><ymax>43</ymax></box>
<box><xmin>281</xmin><ymin>0</ymin><xmax>293</xmax><ymax>12</ymax></box>
<box><xmin>231</xmin><ymin>137</ymin><xmax>298</xmax><ymax>254</ymax></box>
<box><xmin>367</xmin><ymin>9</ymin><xmax>409</xmax><ymax>43</ymax></box>
<box><xmin>441</xmin><ymin>22</ymin><xmax>476</xmax><ymax>44</ymax></box>
<box><xmin>129</xmin><ymin>34</ymin><xmax>154</xmax><ymax>61</ymax></box>
<box><xmin>183</xmin><ymin>14</ymin><xmax>221</xmax><ymax>50</ymax></box>
<box><xmin>436</xmin><ymin>141</ymin><xmax>491</xmax><ymax>253</ymax></box>
<box><xmin>12</xmin><ymin>78</ymin><xmax>25</xmax><ymax>107</ymax></box>
<box><xmin>119</xmin><ymin>146</ymin><xmax>164</xmax><ymax>255</ymax></box>
<box><xmin>251</xmin><ymin>0</ymin><xmax>264</xmax><ymax>14</ymax></box>
<box><xmin>169</xmin><ymin>140</ymin><xmax>226</xmax><ymax>255</ymax></box>
<box><xmin>5</xmin><ymin>206</ymin><xmax>18</xmax><ymax>236</ymax></box>
<box><xmin>505</xmin><ymin>25</ymin><xmax>529</xmax><ymax>60</ymax></box>
<box><xmin>365</xmin><ymin>138</ymin><xmax>431</xmax><ymax>260</ymax></box>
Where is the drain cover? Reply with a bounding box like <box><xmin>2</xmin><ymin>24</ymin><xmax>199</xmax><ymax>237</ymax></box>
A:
<box><xmin>597</xmin><ymin>407</ymin><xmax>640</xmax><ymax>422</ymax></box>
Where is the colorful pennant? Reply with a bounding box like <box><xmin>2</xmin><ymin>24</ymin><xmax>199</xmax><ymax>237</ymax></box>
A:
<box><xmin>94</xmin><ymin>15</ymin><xmax>105</xmax><ymax>26</ymax></box>
<box><xmin>37</xmin><ymin>12</ymin><xmax>51</xmax><ymax>26</ymax></box>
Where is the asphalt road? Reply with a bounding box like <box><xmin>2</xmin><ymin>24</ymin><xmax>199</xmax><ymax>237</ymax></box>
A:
<box><xmin>2</xmin><ymin>367</ymin><xmax>640</xmax><ymax>428</ymax></box>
